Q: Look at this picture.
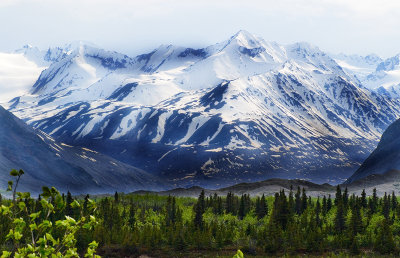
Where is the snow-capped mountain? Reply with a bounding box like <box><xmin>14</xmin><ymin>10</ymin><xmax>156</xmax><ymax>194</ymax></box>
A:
<box><xmin>332</xmin><ymin>53</ymin><xmax>382</xmax><ymax>83</ymax></box>
<box><xmin>0</xmin><ymin>105</ymin><xmax>165</xmax><ymax>193</ymax></box>
<box><xmin>335</xmin><ymin>53</ymin><xmax>400</xmax><ymax>98</ymax></box>
<box><xmin>365</xmin><ymin>55</ymin><xmax>400</xmax><ymax>98</ymax></box>
<box><xmin>6</xmin><ymin>30</ymin><xmax>400</xmax><ymax>187</ymax></box>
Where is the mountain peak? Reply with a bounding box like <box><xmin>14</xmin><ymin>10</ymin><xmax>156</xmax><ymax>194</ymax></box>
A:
<box><xmin>229</xmin><ymin>30</ymin><xmax>262</xmax><ymax>49</ymax></box>
<box><xmin>232</xmin><ymin>29</ymin><xmax>254</xmax><ymax>39</ymax></box>
<box><xmin>287</xmin><ymin>42</ymin><xmax>320</xmax><ymax>54</ymax></box>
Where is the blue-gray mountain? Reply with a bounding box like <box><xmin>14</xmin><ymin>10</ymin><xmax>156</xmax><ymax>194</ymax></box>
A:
<box><xmin>346</xmin><ymin>117</ymin><xmax>400</xmax><ymax>184</ymax></box>
<box><xmin>6</xmin><ymin>30</ymin><xmax>400</xmax><ymax>188</ymax></box>
<box><xmin>0</xmin><ymin>105</ymin><xmax>165</xmax><ymax>194</ymax></box>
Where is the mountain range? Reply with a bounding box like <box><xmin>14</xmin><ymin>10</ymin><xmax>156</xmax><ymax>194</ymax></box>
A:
<box><xmin>2</xmin><ymin>30</ymin><xmax>400</xmax><ymax>190</ymax></box>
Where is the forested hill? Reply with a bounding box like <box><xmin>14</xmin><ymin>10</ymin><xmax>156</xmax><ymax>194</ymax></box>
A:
<box><xmin>131</xmin><ymin>170</ymin><xmax>400</xmax><ymax>198</ymax></box>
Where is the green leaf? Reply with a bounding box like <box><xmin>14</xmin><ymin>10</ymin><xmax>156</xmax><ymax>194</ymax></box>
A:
<box><xmin>10</xmin><ymin>169</ymin><xmax>19</xmax><ymax>177</ymax></box>
<box><xmin>233</xmin><ymin>249</ymin><xmax>244</xmax><ymax>258</ymax></box>
<box><xmin>29</xmin><ymin>223</ymin><xmax>38</xmax><ymax>231</ymax></box>
<box><xmin>39</xmin><ymin>220</ymin><xmax>52</xmax><ymax>230</ymax></box>
<box><xmin>71</xmin><ymin>200</ymin><xmax>80</xmax><ymax>209</ymax></box>
<box><xmin>41</xmin><ymin>187</ymin><xmax>51</xmax><ymax>198</ymax></box>
<box><xmin>30</xmin><ymin>211</ymin><xmax>41</xmax><ymax>220</ymax></box>
<box><xmin>18</xmin><ymin>169</ymin><xmax>24</xmax><ymax>176</ymax></box>
<box><xmin>18</xmin><ymin>202</ymin><xmax>26</xmax><ymax>211</ymax></box>
<box><xmin>7</xmin><ymin>181</ymin><xmax>13</xmax><ymax>191</ymax></box>
<box><xmin>55</xmin><ymin>195</ymin><xmax>64</xmax><ymax>210</ymax></box>
<box><xmin>1</xmin><ymin>205</ymin><xmax>10</xmax><ymax>215</ymax></box>
<box><xmin>1</xmin><ymin>251</ymin><xmax>12</xmax><ymax>258</ymax></box>
<box><xmin>14</xmin><ymin>231</ymin><xmax>23</xmax><ymax>240</ymax></box>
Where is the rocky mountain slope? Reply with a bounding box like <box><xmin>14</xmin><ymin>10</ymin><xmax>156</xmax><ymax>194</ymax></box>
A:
<box><xmin>0</xmin><ymin>105</ymin><xmax>165</xmax><ymax>194</ymax></box>
<box><xmin>346</xmin><ymin>115</ymin><xmax>400</xmax><ymax>184</ymax></box>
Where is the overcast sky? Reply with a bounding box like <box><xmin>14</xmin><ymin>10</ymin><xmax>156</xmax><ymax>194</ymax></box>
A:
<box><xmin>1</xmin><ymin>0</ymin><xmax>399</xmax><ymax>58</ymax></box>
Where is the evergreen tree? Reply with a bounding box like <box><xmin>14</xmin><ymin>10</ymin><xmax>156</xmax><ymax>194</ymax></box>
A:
<box><xmin>288</xmin><ymin>187</ymin><xmax>294</xmax><ymax>214</ymax></box>
<box><xmin>327</xmin><ymin>194</ymin><xmax>332</xmax><ymax>211</ymax></box>
<box><xmin>383</xmin><ymin>192</ymin><xmax>390</xmax><ymax>220</ymax></box>
<box><xmin>301</xmin><ymin>188</ymin><xmax>307</xmax><ymax>213</ymax></box>
<box><xmin>194</xmin><ymin>190</ymin><xmax>206</xmax><ymax>229</ymax></box>
<box><xmin>272</xmin><ymin>190</ymin><xmax>289</xmax><ymax>229</ymax></box>
<box><xmin>226</xmin><ymin>192</ymin><xmax>235</xmax><ymax>214</ymax></box>
<box><xmin>65</xmin><ymin>191</ymin><xmax>73</xmax><ymax>216</ymax></box>
<box><xmin>348</xmin><ymin>201</ymin><xmax>362</xmax><ymax>239</ymax></box>
<box><xmin>256</xmin><ymin>194</ymin><xmax>268</xmax><ymax>219</ymax></box>
<box><xmin>261</xmin><ymin>194</ymin><xmax>268</xmax><ymax>218</ymax></box>
<box><xmin>335</xmin><ymin>185</ymin><xmax>342</xmax><ymax>206</ymax></box>
<box><xmin>128</xmin><ymin>202</ymin><xmax>135</xmax><ymax>228</ymax></box>
<box><xmin>83</xmin><ymin>194</ymin><xmax>90</xmax><ymax>216</ymax></box>
<box><xmin>114</xmin><ymin>191</ymin><xmax>119</xmax><ymax>203</ymax></box>
<box><xmin>361</xmin><ymin>189</ymin><xmax>367</xmax><ymax>209</ymax></box>
<box><xmin>335</xmin><ymin>200</ymin><xmax>345</xmax><ymax>233</ymax></box>
<box><xmin>166</xmin><ymin>195</ymin><xmax>177</xmax><ymax>226</ymax></box>
<box><xmin>392</xmin><ymin>191</ymin><xmax>397</xmax><ymax>211</ymax></box>
<box><xmin>238</xmin><ymin>195</ymin><xmax>246</xmax><ymax>220</ymax></box>
<box><xmin>295</xmin><ymin>186</ymin><xmax>301</xmax><ymax>215</ymax></box>
<box><xmin>374</xmin><ymin>218</ymin><xmax>396</xmax><ymax>254</ymax></box>
<box><xmin>315</xmin><ymin>197</ymin><xmax>321</xmax><ymax>227</ymax></box>
<box><xmin>372</xmin><ymin>188</ymin><xmax>378</xmax><ymax>212</ymax></box>
<box><xmin>322</xmin><ymin>195</ymin><xmax>327</xmax><ymax>216</ymax></box>
<box><xmin>343</xmin><ymin>187</ymin><xmax>349</xmax><ymax>209</ymax></box>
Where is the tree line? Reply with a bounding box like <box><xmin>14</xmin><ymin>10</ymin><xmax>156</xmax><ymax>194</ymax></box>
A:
<box><xmin>1</xmin><ymin>172</ymin><xmax>400</xmax><ymax>256</ymax></box>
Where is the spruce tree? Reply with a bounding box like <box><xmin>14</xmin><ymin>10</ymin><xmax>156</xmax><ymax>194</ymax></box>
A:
<box><xmin>128</xmin><ymin>202</ymin><xmax>135</xmax><ymax>228</ymax></box>
<box><xmin>383</xmin><ymin>193</ymin><xmax>390</xmax><ymax>220</ymax></box>
<box><xmin>322</xmin><ymin>195</ymin><xmax>327</xmax><ymax>216</ymax></box>
<box><xmin>343</xmin><ymin>187</ymin><xmax>349</xmax><ymax>209</ymax></box>
<box><xmin>372</xmin><ymin>188</ymin><xmax>378</xmax><ymax>210</ymax></box>
<box><xmin>315</xmin><ymin>197</ymin><xmax>321</xmax><ymax>227</ymax></box>
<box><xmin>238</xmin><ymin>194</ymin><xmax>245</xmax><ymax>220</ymax></box>
<box><xmin>374</xmin><ymin>218</ymin><xmax>396</xmax><ymax>254</ymax></box>
<box><xmin>114</xmin><ymin>191</ymin><xmax>119</xmax><ymax>203</ymax></box>
<box><xmin>301</xmin><ymin>188</ymin><xmax>307</xmax><ymax>213</ymax></box>
<box><xmin>65</xmin><ymin>191</ymin><xmax>73</xmax><ymax>216</ymax></box>
<box><xmin>288</xmin><ymin>188</ymin><xmax>294</xmax><ymax>214</ymax></box>
<box><xmin>194</xmin><ymin>190</ymin><xmax>206</xmax><ymax>229</ymax></box>
<box><xmin>335</xmin><ymin>199</ymin><xmax>345</xmax><ymax>233</ymax></box>
<box><xmin>295</xmin><ymin>186</ymin><xmax>301</xmax><ymax>215</ymax></box>
<box><xmin>335</xmin><ymin>185</ymin><xmax>342</xmax><ymax>206</ymax></box>
<box><xmin>361</xmin><ymin>189</ymin><xmax>367</xmax><ymax>209</ymax></box>
<box><xmin>392</xmin><ymin>191</ymin><xmax>397</xmax><ymax>211</ymax></box>
<box><xmin>348</xmin><ymin>201</ymin><xmax>362</xmax><ymax>238</ymax></box>
<box><xmin>260</xmin><ymin>194</ymin><xmax>268</xmax><ymax>218</ymax></box>
<box><xmin>226</xmin><ymin>192</ymin><xmax>234</xmax><ymax>214</ymax></box>
<box><xmin>327</xmin><ymin>194</ymin><xmax>332</xmax><ymax>211</ymax></box>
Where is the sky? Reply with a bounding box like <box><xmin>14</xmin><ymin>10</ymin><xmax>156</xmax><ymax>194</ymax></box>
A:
<box><xmin>0</xmin><ymin>0</ymin><xmax>400</xmax><ymax>58</ymax></box>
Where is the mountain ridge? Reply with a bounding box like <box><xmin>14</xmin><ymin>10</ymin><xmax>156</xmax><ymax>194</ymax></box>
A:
<box><xmin>4</xmin><ymin>30</ymin><xmax>400</xmax><ymax>188</ymax></box>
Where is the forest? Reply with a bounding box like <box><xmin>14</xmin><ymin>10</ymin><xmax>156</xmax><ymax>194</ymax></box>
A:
<box><xmin>1</xmin><ymin>170</ymin><xmax>400</xmax><ymax>257</ymax></box>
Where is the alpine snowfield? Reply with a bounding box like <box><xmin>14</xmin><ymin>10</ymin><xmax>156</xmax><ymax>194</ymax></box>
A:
<box><xmin>5</xmin><ymin>30</ymin><xmax>400</xmax><ymax>188</ymax></box>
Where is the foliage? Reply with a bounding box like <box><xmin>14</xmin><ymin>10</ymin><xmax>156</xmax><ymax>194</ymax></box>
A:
<box><xmin>0</xmin><ymin>169</ymin><xmax>99</xmax><ymax>257</ymax></box>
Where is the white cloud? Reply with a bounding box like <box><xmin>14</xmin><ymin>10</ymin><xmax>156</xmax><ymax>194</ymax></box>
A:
<box><xmin>0</xmin><ymin>0</ymin><xmax>399</xmax><ymax>57</ymax></box>
<box><xmin>0</xmin><ymin>53</ymin><xmax>44</xmax><ymax>103</ymax></box>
